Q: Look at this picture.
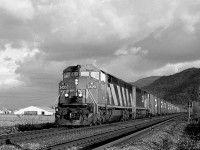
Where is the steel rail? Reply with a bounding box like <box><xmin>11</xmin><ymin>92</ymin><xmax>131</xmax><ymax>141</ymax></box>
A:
<box><xmin>93</xmin><ymin>114</ymin><xmax>184</xmax><ymax>150</ymax></box>
<box><xmin>40</xmin><ymin>114</ymin><xmax>181</xmax><ymax>150</ymax></box>
<box><xmin>0</xmin><ymin>127</ymin><xmax>66</xmax><ymax>145</ymax></box>
<box><xmin>0</xmin><ymin>116</ymin><xmax>153</xmax><ymax>146</ymax></box>
<box><xmin>0</xmin><ymin>114</ymin><xmax>181</xmax><ymax>149</ymax></box>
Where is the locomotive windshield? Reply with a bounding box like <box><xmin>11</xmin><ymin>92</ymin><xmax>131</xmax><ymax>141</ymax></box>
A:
<box><xmin>63</xmin><ymin>71</ymin><xmax>79</xmax><ymax>78</ymax></box>
<box><xmin>63</xmin><ymin>65</ymin><xmax>80</xmax><ymax>78</ymax></box>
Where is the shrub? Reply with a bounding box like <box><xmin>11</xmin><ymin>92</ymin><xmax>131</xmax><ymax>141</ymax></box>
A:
<box><xmin>15</xmin><ymin>122</ymin><xmax>57</xmax><ymax>132</ymax></box>
<box><xmin>176</xmin><ymin>121</ymin><xmax>200</xmax><ymax>150</ymax></box>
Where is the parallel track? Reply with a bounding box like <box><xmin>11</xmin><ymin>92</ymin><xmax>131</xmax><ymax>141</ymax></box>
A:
<box><xmin>0</xmin><ymin>127</ymin><xmax>66</xmax><ymax>145</ymax></box>
<box><xmin>40</xmin><ymin>114</ymin><xmax>181</xmax><ymax>150</ymax></box>
<box><xmin>93</xmin><ymin>115</ymin><xmax>183</xmax><ymax>150</ymax></box>
<box><xmin>0</xmin><ymin>114</ymin><xmax>182</xmax><ymax>150</ymax></box>
<box><xmin>0</xmin><ymin>117</ymin><xmax>153</xmax><ymax>146</ymax></box>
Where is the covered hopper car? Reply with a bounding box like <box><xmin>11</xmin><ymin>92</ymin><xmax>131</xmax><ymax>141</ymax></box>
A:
<box><xmin>55</xmin><ymin>65</ymin><xmax>183</xmax><ymax>126</ymax></box>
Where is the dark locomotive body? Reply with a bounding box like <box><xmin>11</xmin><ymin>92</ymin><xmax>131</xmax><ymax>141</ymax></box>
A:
<box><xmin>55</xmin><ymin>65</ymin><xmax>183</xmax><ymax>126</ymax></box>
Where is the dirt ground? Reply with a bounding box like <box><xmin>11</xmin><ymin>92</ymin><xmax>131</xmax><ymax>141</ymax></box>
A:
<box><xmin>0</xmin><ymin>114</ymin><xmax>54</xmax><ymax>126</ymax></box>
<box><xmin>106</xmin><ymin>115</ymin><xmax>200</xmax><ymax>150</ymax></box>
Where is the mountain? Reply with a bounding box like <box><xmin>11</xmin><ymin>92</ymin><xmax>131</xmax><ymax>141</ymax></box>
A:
<box><xmin>131</xmin><ymin>76</ymin><xmax>161</xmax><ymax>88</ymax></box>
<box><xmin>143</xmin><ymin>68</ymin><xmax>200</xmax><ymax>106</ymax></box>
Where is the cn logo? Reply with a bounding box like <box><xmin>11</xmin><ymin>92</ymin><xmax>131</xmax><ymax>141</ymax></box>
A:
<box><xmin>88</xmin><ymin>82</ymin><xmax>97</xmax><ymax>89</ymax></box>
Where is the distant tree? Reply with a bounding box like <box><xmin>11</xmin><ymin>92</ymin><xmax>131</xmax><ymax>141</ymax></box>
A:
<box><xmin>143</xmin><ymin>68</ymin><xmax>200</xmax><ymax>106</ymax></box>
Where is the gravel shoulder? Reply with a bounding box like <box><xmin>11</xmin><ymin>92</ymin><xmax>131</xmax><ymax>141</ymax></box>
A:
<box><xmin>0</xmin><ymin>119</ymin><xmax>151</xmax><ymax>150</ymax></box>
<box><xmin>105</xmin><ymin>115</ymin><xmax>189</xmax><ymax>150</ymax></box>
<box><xmin>1</xmin><ymin>115</ymin><xmax>199</xmax><ymax>150</ymax></box>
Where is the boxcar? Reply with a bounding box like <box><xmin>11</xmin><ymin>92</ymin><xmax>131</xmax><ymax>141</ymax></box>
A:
<box><xmin>157</xmin><ymin>98</ymin><xmax>161</xmax><ymax>115</ymax></box>
<box><xmin>160</xmin><ymin>99</ymin><xmax>165</xmax><ymax>115</ymax></box>
<box><xmin>149</xmin><ymin>94</ymin><xmax>155</xmax><ymax>116</ymax></box>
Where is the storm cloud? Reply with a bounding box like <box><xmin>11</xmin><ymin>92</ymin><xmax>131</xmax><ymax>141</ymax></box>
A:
<box><xmin>0</xmin><ymin>0</ymin><xmax>200</xmax><ymax>108</ymax></box>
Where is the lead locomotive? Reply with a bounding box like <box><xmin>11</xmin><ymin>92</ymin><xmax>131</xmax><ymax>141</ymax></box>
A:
<box><xmin>55</xmin><ymin>64</ymin><xmax>181</xmax><ymax>126</ymax></box>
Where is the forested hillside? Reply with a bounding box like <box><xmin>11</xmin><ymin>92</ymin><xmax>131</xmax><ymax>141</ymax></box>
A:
<box><xmin>143</xmin><ymin>68</ymin><xmax>200</xmax><ymax>106</ymax></box>
<box><xmin>131</xmin><ymin>76</ymin><xmax>161</xmax><ymax>88</ymax></box>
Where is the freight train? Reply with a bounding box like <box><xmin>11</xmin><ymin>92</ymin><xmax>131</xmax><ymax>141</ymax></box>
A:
<box><xmin>55</xmin><ymin>64</ymin><xmax>184</xmax><ymax>126</ymax></box>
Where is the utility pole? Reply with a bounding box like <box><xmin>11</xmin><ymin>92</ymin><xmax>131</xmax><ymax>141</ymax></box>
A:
<box><xmin>188</xmin><ymin>102</ymin><xmax>191</xmax><ymax>123</ymax></box>
<box><xmin>187</xmin><ymin>93</ymin><xmax>191</xmax><ymax>124</ymax></box>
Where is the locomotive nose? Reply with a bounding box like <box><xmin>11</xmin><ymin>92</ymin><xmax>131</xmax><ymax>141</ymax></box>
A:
<box><xmin>59</xmin><ymin>78</ymin><xmax>85</xmax><ymax>105</ymax></box>
<box><xmin>63</xmin><ymin>89</ymin><xmax>84</xmax><ymax>104</ymax></box>
<box><xmin>69</xmin><ymin>96</ymin><xmax>78</xmax><ymax>103</ymax></box>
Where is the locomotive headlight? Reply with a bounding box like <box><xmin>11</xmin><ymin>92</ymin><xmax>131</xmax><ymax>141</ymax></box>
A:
<box><xmin>78</xmin><ymin>92</ymin><xmax>83</xmax><ymax>97</ymax></box>
<box><xmin>78</xmin><ymin>90</ymin><xmax>83</xmax><ymax>97</ymax></box>
<box><xmin>55</xmin><ymin>107</ymin><xmax>58</xmax><ymax>112</ymax></box>
<box><xmin>65</xmin><ymin>93</ymin><xmax>69</xmax><ymax>97</ymax></box>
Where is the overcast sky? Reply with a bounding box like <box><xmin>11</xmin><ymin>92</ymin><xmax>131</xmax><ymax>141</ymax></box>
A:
<box><xmin>1</xmin><ymin>0</ymin><xmax>200</xmax><ymax>109</ymax></box>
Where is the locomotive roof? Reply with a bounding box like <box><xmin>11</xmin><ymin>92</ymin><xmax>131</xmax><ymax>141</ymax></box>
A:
<box><xmin>63</xmin><ymin>65</ymin><xmax>80</xmax><ymax>73</ymax></box>
<box><xmin>63</xmin><ymin>64</ymin><xmax>101</xmax><ymax>73</ymax></box>
<box><xmin>63</xmin><ymin>64</ymin><xmax>149</xmax><ymax>93</ymax></box>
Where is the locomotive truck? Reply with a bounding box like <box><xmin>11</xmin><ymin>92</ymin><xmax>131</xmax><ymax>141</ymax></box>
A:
<box><xmin>55</xmin><ymin>64</ymin><xmax>182</xmax><ymax>126</ymax></box>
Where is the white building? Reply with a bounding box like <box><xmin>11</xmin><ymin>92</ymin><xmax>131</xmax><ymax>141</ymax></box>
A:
<box><xmin>14</xmin><ymin>106</ymin><xmax>55</xmax><ymax>116</ymax></box>
<box><xmin>0</xmin><ymin>110</ymin><xmax>3</xmax><ymax>114</ymax></box>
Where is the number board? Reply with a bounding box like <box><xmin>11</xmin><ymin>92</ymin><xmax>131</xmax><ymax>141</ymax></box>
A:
<box><xmin>59</xmin><ymin>85</ymin><xmax>68</xmax><ymax>90</ymax></box>
<box><xmin>87</xmin><ymin>82</ymin><xmax>97</xmax><ymax>89</ymax></box>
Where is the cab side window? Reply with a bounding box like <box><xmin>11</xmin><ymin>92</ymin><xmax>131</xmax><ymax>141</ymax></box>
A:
<box><xmin>91</xmin><ymin>72</ymin><xmax>99</xmax><ymax>80</ymax></box>
<box><xmin>80</xmin><ymin>71</ymin><xmax>89</xmax><ymax>77</ymax></box>
<box><xmin>100</xmin><ymin>72</ymin><xmax>106</xmax><ymax>82</ymax></box>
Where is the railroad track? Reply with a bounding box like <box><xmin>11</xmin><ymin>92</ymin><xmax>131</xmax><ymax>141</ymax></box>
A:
<box><xmin>40</xmin><ymin>114</ymin><xmax>182</xmax><ymax>150</ymax></box>
<box><xmin>0</xmin><ymin>127</ymin><xmax>66</xmax><ymax>145</ymax></box>
<box><xmin>0</xmin><ymin>117</ymin><xmax>154</xmax><ymax>147</ymax></box>
<box><xmin>0</xmin><ymin>114</ymin><xmax>182</xmax><ymax>150</ymax></box>
<box><xmin>94</xmin><ymin>114</ymin><xmax>184</xmax><ymax>150</ymax></box>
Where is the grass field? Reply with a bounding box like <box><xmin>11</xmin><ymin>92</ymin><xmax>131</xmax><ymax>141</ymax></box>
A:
<box><xmin>0</xmin><ymin>114</ymin><xmax>55</xmax><ymax>127</ymax></box>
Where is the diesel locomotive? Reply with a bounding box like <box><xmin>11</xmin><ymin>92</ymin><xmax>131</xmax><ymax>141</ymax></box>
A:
<box><xmin>55</xmin><ymin>64</ymin><xmax>183</xmax><ymax>126</ymax></box>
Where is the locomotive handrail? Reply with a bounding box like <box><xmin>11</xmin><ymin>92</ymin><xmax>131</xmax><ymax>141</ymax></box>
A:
<box><xmin>54</xmin><ymin>90</ymin><xmax>64</xmax><ymax>107</ymax></box>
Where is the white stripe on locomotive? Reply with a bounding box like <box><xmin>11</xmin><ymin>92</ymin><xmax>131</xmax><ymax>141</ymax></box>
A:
<box><xmin>121</xmin><ymin>87</ymin><xmax>127</xmax><ymax>107</ymax></box>
<box><xmin>126</xmin><ymin>89</ymin><xmax>130</xmax><ymax>107</ymax></box>
<box><xmin>125</xmin><ymin>87</ymin><xmax>130</xmax><ymax>106</ymax></box>
<box><xmin>120</xmin><ymin>87</ymin><xmax>125</xmax><ymax>106</ymax></box>
<box><xmin>130</xmin><ymin>93</ymin><xmax>133</xmax><ymax>107</ymax></box>
<box><xmin>86</xmin><ymin>89</ymin><xmax>89</xmax><ymax>99</ymax></box>
<box><xmin>117</xmin><ymin>85</ymin><xmax>123</xmax><ymax>106</ymax></box>
<box><xmin>110</xmin><ymin>84</ymin><xmax>118</xmax><ymax>106</ymax></box>
<box><xmin>122</xmin><ymin>88</ymin><xmax>127</xmax><ymax>106</ymax></box>
<box><xmin>107</xmin><ymin>86</ymin><xmax>112</xmax><ymax>105</ymax></box>
<box><xmin>129</xmin><ymin>90</ymin><xmax>132</xmax><ymax>107</ymax></box>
